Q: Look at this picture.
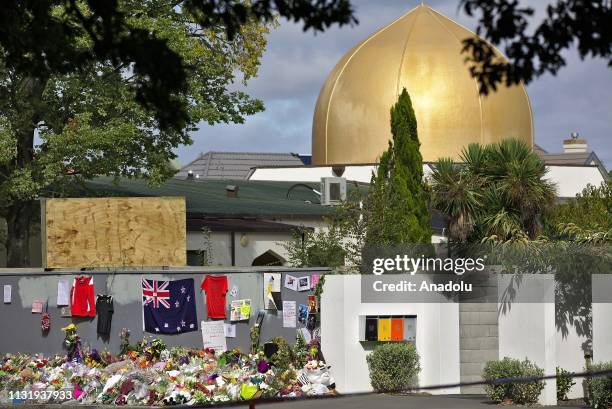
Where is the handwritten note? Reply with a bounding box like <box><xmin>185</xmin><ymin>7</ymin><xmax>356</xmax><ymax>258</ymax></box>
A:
<box><xmin>283</xmin><ymin>301</ymin><xmax>296</xmax><ymax>328</ymax></box>
<box><xmin>201</xmin><ymin>321</ymin><xmax>227</xmax><ymax>353</ymax></box>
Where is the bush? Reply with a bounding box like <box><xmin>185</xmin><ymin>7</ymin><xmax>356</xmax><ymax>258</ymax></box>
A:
<box><xmin>482</xmin><ymin>357</ymin><xmax>544</xmax><ymax>405</ymax></box>
<box><xmin>589</xmin><ymin>362</ymin><xmax>612</xmax><ymax>409</ymax></box>
<box><xmin>366</xmin><ymin>342</ymin><xmax>420</xmax><ymax>392</ymax></box>
<box><xmin>557</xmin><ymin>367</ymin><xmax>576</xmax><ymax>401</ymax></box>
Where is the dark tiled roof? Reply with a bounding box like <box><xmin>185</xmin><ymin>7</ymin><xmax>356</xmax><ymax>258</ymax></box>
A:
<box><xmin>537</xmin><ymin>151</ymin><xmax>597</xmax><ymax>165</ymax></box>
<box><xmin>175</xmin><ymin>151</ymin><xmax>304</xmax><ymax>180</ymax></box>
<box><xmin>67</xmin><ymin>176</ymin><xmax>368</xmax><ymax>218</ymax></box>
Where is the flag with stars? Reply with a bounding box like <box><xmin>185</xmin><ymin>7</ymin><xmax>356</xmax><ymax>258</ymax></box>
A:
<box><xmin>142</xmin><ymin>278</ymin><xmax>198</xmax><ymax>334</ymax></box>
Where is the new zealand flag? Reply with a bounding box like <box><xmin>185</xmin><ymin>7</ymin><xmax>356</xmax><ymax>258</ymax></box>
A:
<box><xmin>142</xmin><ymin>278</ymin><xmax>198</xmax><ymax>334</ymax></box>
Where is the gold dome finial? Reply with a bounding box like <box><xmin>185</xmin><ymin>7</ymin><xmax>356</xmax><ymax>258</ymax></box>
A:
<box><xmin>312</xmin><ymin>4</ymin><xmax>533</xmax><ymax>165</ymax></box>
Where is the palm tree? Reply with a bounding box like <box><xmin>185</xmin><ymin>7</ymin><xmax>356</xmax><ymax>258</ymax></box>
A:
<box><xmin>474</xmin><ymin>185</ymin><xmax>523</xmax><ymax>241</ymax></box>
<box><xmin>484</xmin><ymin>139</ymin><xmax>557</xmax><ymax>238</ymax></box>
<box><xmin>430</xmin><ymin>139</ymin><xmax>557</xmax><ymax>243</ymax></box>
<box><xmin>430</xmin><ymin>157</ymin><xmax>480</xmax><ymax>242</ymax></box>
<box><xmin>460</xmin><ymin>142</ymin><xmax>491</xmax><ymax>183</ymax></box>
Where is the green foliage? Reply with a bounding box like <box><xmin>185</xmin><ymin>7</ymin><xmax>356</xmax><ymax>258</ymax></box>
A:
<box><xmin>556</xmin><ymin>367</ymin><xmax>576</xmax><ymax>401</ymax></box>
<box><xmin>431</xmin><ymin>139</ymin><xmax>556</xmax><ymax>243</ymax></box>
<box><xmin>0</xmin><ymin>2</ymin><xmax>354</xmax><ymax>133</ymax></box>
<box><xmin>0</xmin><ymin>0</ymin><xmax>271</xmax><ymax>265</ymax></box>
<box><xmin>366</xmin><ymin>342</ymin><xmax>420</xmax><ymax>392</ymax></box>
<box><xmin>292</xmin><ymin>332</ymin><xmax>310</xmax><ymax>368</ymax></box>
<box><xmin>545</xmin><ymin>182</ymin><xmax>612</xmax><ymax>243</ymax></box>
<box><xmin>268</xmin><ymin>337</ymin><xmax>294</xmax><ymax>371</ymax></box>
<box><xmin>282</xmin><ymin>226</ymin><xmax>346</xmax><ymax>268</ymax></box>
<box><xmin>588</xmin><ymin>362</ymin><xmax>612</xmax><ymax>409</ymax></box>
<box><xmin>429</xmin><ymin>157</ymin><xmax>480</xmax><ymax>242</ymax></box>
<box><xmin>365</xmin><ymin>88</ymin><xmax>431</xmax><ymax>245</ymax></box>
<box><xmin>198</xmin><ymin>227</ymin><xmax>214</xmax><ymax>266</ymax></box>
<box><xmin>547</xmin><ymin>183</ymin><xmax>612</xmax><ymax>231</ymax></box>
<box><xmin>482</xmin><ymin>357</ymin><xmax>544</xmax><ymax>404</ymax></box>
<box><xmin>250</xmin><ymin>326</ymin><xmax>261</xmax><ymax>354</ymax></box>
<box><xmin>281</xmin><ymin>188</ymin><xmax>367</xmax><ymax>269</ymax></box>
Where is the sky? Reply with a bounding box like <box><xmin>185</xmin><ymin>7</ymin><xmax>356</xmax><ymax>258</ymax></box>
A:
<box><xmin>175</xmin><ymin>0</ymin><xmax>611</xmax><ymax>169</ymax></box>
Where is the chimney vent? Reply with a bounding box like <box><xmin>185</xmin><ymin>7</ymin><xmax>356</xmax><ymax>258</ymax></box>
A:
<box><xmin>226</xmin><ymin>185</ymin><xmax>239</xmax><ymax>198</ymax></box>
<box><xmin>563</xmin><ymin>132</ymin><xmax>587</xmax><ymax>154</ymax></box>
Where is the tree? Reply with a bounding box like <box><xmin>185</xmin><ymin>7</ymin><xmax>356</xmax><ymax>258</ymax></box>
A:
<box><xmin>430</xmin><ymin>140</ymin><xmax>556</xmax><ymax>243</ymax></box>
<box><xmin>2</xmin><ymin>1</ymin><xmax>606</xmax><ymax>118</ymax></box>
<box><xmin>364</xmin><ymin>88</ymin><xmax>431</xmax><ymax>245</ymax></box>
<box><xmin>282</xmin><ymin>226</ymin><xmax>347</xmax><ymax>269</ymax></box>
<box><xmin>545</xmin><ymin>182</ymin><xmax>612</xmax><ymax>243</ymax></box>
<box><xmin>545</xmin><ymin>182</ymin><xmax>612</xmax><ymax>232</ymax></box>
<box><xmin>0</xmin><ymin>0</ymin><xmax>269</xmax><ymax>266</ymax></box>
<box><xmin>459</xmin><ymin>0</ymin><xmax>611</xmax><ymax>94</ymax></box>
<box><xmin>480</xmin><ymin>139</ymin><xmax>557</xmax><ymax>239</ymax></box>
<box><xmin>281</xmin><ymin>188</ymin><xmax>367</xmax><ymax>269</ymax></box>
<box><xmin>429</xmin><ymin>157</ymin><xmax>480</xmax><ymax>242</ymax></box>
<box><xmin>0</xmin><ymin>0</ymin><xmax>357</xmax><ymax>131</ymax></box>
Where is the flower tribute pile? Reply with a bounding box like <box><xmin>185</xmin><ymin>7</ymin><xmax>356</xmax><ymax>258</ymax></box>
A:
<box><xmin>0</xmin><ymin>327</ymin><xmax>334</xmax><ymax>406</ymax></box>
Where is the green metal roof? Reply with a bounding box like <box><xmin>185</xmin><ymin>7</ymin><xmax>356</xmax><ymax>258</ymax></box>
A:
<box><xmin>60</xmin><ymin>176</ymin><xmax>367</xmax><ymax>218</ymax></box>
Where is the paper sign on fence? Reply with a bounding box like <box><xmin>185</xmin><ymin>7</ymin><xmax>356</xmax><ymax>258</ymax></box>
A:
<box><xmin>201</xmin><ymin>321</ymin><xmax>227</xmax><ymax>353</ymax></box>
<box><xmin>283</xmin><ymin>301</ymin><xmax>297</xmax><ymax>328</ymax></box>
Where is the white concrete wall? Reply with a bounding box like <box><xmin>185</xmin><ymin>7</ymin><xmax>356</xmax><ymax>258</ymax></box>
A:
<box><xmin>187</xmin><ymin>231</ymin><xmax>294</xmax><ymax>267</ymax></box>
<box><xmin>321</xmin><ymin>275</ymin><xmax>460</xmax><ymax>394</ymax></box>
<box><xmin>556</xmin><ymin>321</ymin><xmax>588</xmax><ymax>398</ymax></box>
<box><xmin>248</xmin><ymin>164</ymin><xmax>606</xmax><ymax>199</ymax></box>
<box><xmin>544</xmin><ymin>166</ymin><xmax>607</xmax><ymax>198</ymax></box>
<box><xmin>185</xmin><ymin>218</ymin><xmax>327</xmax><ymax>267</ymax></box>
<box><xmin>592</xmin><ymin>275</ymin><xmax>612</xmax><ymax>364</ymax></box>
<box><xmin>498</xmin><ymin>275</ymin><xmax>556</xmax><ymax>405</ymax></box>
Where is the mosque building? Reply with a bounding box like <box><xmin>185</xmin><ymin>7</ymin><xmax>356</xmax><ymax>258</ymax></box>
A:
<box><xmin>180</xmin><ymin>5</ymin><xmax>607</xmax><ymax>197</ymax></box>
<box><xmin>311</xmin><ymin>3</ymin><xmax>533</xmax><ymax>166</ymax></box>
<box><xmin>4</xmin><ymin>4</ymin><xmax>605</xmax><ymax>404</ymax></box>
<box><xmin>174</xmin><ymin>6</ymin><xmax>609</xmax><ymax>403</ymax></box>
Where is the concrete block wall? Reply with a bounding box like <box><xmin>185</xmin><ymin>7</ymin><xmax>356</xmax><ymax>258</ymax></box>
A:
<box><xmin>459</xmin><ymin>303</ymin><xmax>499</xmax><ymax>394</ymax></box>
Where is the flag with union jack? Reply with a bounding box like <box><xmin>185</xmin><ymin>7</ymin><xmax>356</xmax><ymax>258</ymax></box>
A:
<box><xmin>142</xmin><ymin>278</ymin><xmax>198</xmax><ymax>334</ymax></box>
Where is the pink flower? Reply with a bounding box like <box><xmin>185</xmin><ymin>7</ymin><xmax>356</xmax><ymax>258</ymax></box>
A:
<box><xmin>73</xmin><ymin>384</ymin><xmax>84</xmax><ymax>399</ymax></box>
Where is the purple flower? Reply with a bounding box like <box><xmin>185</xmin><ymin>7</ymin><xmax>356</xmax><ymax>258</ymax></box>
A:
<box><xmin>257</xmin><ymin>360</ymin><xmax>269</xmax><ymax>373</ymax></box>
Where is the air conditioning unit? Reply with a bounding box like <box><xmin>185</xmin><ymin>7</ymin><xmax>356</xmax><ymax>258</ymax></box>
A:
<box><xmin>320</xmin><ymin>177</ymin><xmax>347</xmax><ymax>205</ymax></box>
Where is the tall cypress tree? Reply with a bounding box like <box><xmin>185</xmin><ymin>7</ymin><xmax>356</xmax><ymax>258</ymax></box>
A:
<box><xmin>364</xmin><ymin>88</ymin><xmax>431</xmax><ymax>245</ymax></box>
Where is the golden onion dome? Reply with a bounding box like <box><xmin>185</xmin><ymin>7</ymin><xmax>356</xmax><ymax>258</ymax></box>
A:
<box><xmin>312</xmin><ymin>4</ymin><xmax>533</xmax><ymax>165</ymax></box>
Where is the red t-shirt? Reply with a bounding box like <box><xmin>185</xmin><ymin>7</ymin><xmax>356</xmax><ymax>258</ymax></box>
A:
<box><xmin>70</xmin><ymin>276</ymin><xmax>96</xmax><ymax>317</ymax></box>
<box><xmin>201</xmin><ymin>275</ymin><xmax>228</xmax><ymax>319</ymax></box>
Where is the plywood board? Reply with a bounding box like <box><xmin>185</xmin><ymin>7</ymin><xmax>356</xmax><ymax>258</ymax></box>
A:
<box><xmin>44</xmin><ymin>197</ymin><xmax>186</xmax><ymax>268</ymax></box>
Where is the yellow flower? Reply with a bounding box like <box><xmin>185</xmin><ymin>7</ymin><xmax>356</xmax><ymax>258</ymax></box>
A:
<box><xmin>61</xmin><ymin>324</ymin><xmax>76</xmax><ymax>332</ymax></box>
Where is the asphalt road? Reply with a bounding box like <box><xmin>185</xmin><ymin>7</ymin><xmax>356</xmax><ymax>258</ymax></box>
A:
<box><xmin>0</xmin><ymin>395</ymin><xmax>586</xmax><ymax>409</ymax></box>
<box><xmin>255</xmin><ymin>394</ymin><xmax>586</xmax><ymax>409</ymax></box>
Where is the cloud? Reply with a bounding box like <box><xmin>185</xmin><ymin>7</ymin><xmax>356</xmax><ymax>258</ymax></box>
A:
<box><xmin>179</xmin><ymin>0</ymin><xmax>611</xmax><ymax>169</ymax></box>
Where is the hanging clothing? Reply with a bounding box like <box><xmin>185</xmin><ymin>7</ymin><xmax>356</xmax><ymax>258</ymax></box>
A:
<box><xmin>200</xmin><ymin>275</ymin><xmax>228</xmax><ymax>319</ymax></box>
<box><xmin>70</xmin><ymin>276</ymin><xmax>96</xmax><ymax>317</ymax></box>
<box><xmin>96</xmin><ymin>295</ymin><xmax>114</xmax><ymax>335</ymax></box>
